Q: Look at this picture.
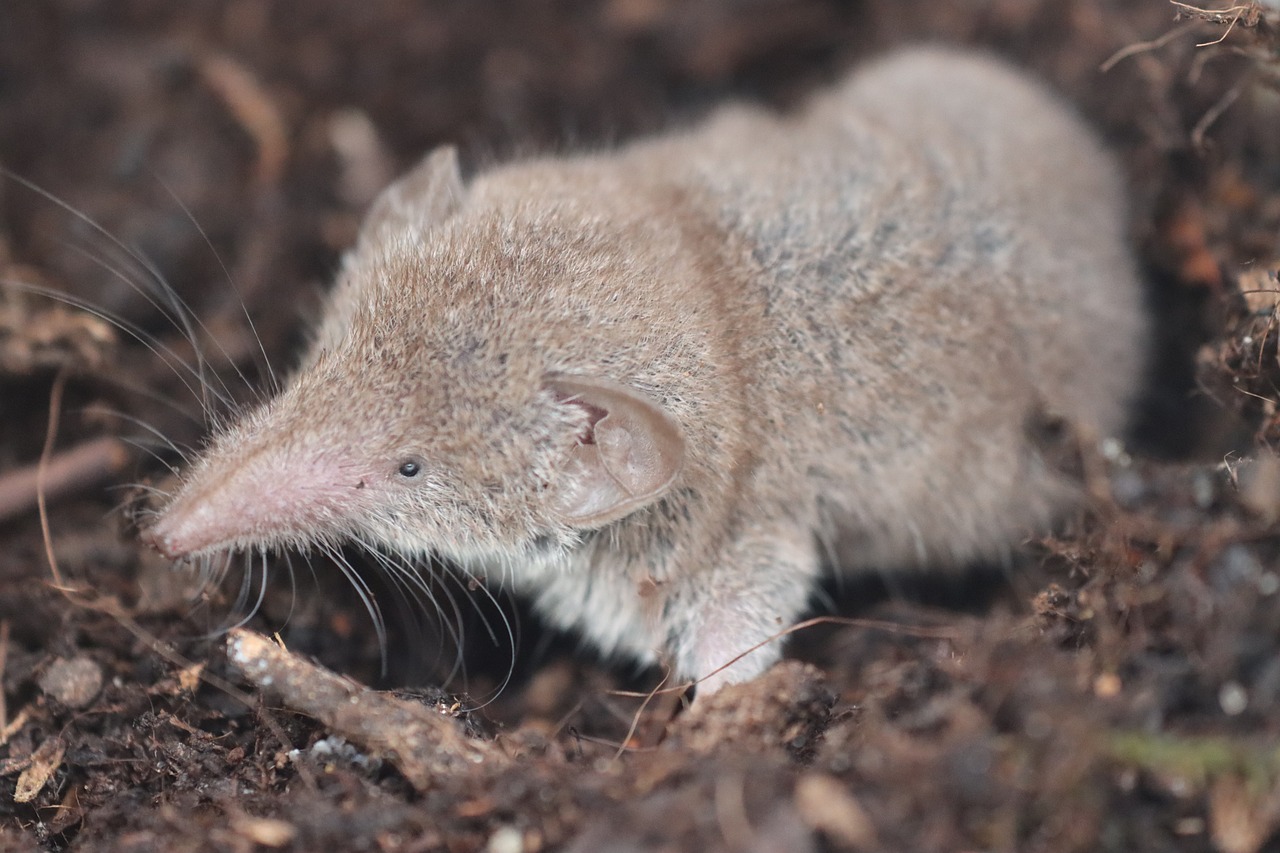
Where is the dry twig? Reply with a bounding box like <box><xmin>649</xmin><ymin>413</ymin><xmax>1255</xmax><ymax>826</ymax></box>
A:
<box><xmin>0</xmin><ymin>435</ymin><xmax>130</xmax><ymax>523</ymax></box>
<box><xmin>226</xmin><ymin>629</ymin><xmax>508</xmax><ymax>790</ymax></box>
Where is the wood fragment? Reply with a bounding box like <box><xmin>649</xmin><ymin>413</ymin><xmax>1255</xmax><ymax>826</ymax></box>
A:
<box><xmin>0</xmin><ymin>622</ymin><xmax>8</xmax><ymax>735</ymax></box>
<box><xmin>1170</xmin><ymin>1</ymin><xmax>1263</xmax><ymax>32</ymax></box>
<box><xmin>794</xmin><ymin>773</ymin><xmax>879</xmax><ymax>850</ymax></box>
<box><xmin>225</xmin><ymin>629</ymin><xmax>508</xmax><ymax>790</ymax></box>
<box><xmin>0</xmin><ymin>436</ymin><xmax>131</xmax><ymax>523</ymax></box>
<box><xmin>0</xmin><ymin>708</ymin><xmax>30</xmax><ymax>747</ymax></box>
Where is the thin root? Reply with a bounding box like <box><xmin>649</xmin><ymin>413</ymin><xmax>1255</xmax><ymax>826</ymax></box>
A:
<box><xmin>199</xmin><ymin>54</ymin><xmax>290</xmax><ymax>189</ymax></box>
<box><xmin>1170</xmin><ymin>1</ymin><xmax>1263</xmax><ymax>35</ymax></box>
<box><xmin>1192</xmin><ymin>74</ymin><xmax>1250</xmax><ymax>150</ymax></box>
<box><xmin>1100</xmin><ymin>21</ymin><xmax>1199</xmax><ymax>72</ymax></box>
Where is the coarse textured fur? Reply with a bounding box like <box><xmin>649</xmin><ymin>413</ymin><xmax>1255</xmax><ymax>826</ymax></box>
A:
<box><xmin>141</xmin><ymin>48</ymin><xmax>1149</xmax><ymax>693</ymax></box>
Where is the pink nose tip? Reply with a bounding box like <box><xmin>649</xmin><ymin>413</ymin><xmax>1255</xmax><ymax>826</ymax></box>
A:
<box><xmin>138</xmin><ymin>522</ymin><xmax>182</xmax><ymax>561</ymax></box>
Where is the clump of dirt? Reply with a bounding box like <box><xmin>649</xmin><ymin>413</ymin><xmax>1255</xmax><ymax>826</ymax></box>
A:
<box><xmin>2</xmin><ymin>1</ymin><xmax>1280</xmax><ymax>851</ymax></box>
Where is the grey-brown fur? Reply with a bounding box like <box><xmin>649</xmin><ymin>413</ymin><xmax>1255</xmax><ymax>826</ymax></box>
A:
<box><xmin>142</xmin><ymin>48</ymin><xmax>1149</xmax><ymax>693</ymax></box>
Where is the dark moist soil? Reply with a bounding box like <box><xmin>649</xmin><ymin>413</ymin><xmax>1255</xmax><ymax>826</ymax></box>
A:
<box><xmin>2</xmin><ymin>1</ymin><xmax>1280</xmax><ymax>851</ymax></box>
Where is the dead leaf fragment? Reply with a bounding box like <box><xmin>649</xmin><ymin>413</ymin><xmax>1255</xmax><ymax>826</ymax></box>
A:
<box><xmin>1237</xmin><ymin>265</ymin><xmax>1280</xmax><ymax>314</ymax></box>
<box><xmin>1209</xmin><ymin>773</ymin><xmax>1280</xmax><ymax>853</ymax></box>
<box><xmin>177</xmin><ymin>662</ymin><xmax>205</xmax><ymax>694</ymax></box>
<box><xmin>793</xmin><ymin>773</ymin><xmax>878</xmax><ymax>849</ymax></box>
<box><xmin>46</xmin><ymin>782</ymin><xmax>84</xmax><ymax>835</ymax></box>
<box><xmin>13</xmin><ymin>736</ymin><xmax>65</xmax><ymax>803</ymax></box>
<box><xmin>1094</xmin><ymin>672</ymin><xmax>1123</xmax><ymax>698</ymax></box>
<box><xmin>1162</xmin><ymin>199</ymin><xmax>1223</xmax><ymax>290</ymax></box>
<box><xmin>1237</xmin><ymin>453</ymin><xmax>1280</xmax><ymax>523</ymax></box>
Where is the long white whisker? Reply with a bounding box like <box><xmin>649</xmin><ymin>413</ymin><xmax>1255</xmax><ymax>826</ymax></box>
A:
<box><xmin>356</xmin><ymin>541</ymin><xmax>463</xmax><ymax>681</ymax></box>
<box><xmin>60</xmin><ymin>238</ymin><xmax>244</xmax><ymax>417</ymax></box>
<box><xmin>151</xmin><ymin>170</ymin><xmax>281</xmax><ymax>399</ymax></box>
<box><xmin>277</xmin><ymin>551</ymin><xmax>300</xmax><ymax>631</ymax></box>
<box><xmin>381</xmin><ymin>547</ymin><xmax>470</xmax><ymax>685</ymax></box>
<box><xmin>0</xmin><ymin>168</ymin><xmax>234</xmax><ymax>414</ymax></box>
<box><xmin>2</xmin><ymin>277</ymin><xmax>228</xmax><ymax>412</ymax></box>
<box><xmin>446</xmin><ymin>565</ymin><xmax>517</xmax><ymax>710</ymax></box>
<box><xmin>80</xmin><ymin>407</ymin><xmax>192</xmax><ymax>463</ymax></box>
<box><xmin>321</xmin><ymin>542</ymin><xmax>388</xmax><ymax>670</ymax></box>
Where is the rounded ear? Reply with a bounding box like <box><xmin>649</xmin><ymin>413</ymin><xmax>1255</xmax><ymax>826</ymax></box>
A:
<box><xmin>544</xmin><ymin>374</ymin><xmax>685</xmax><ymax>527</ymax></box>
<box><xmin>359</xmin><ymin>145</ymin><xmax>466</xmax><ymax>244</ymax></box>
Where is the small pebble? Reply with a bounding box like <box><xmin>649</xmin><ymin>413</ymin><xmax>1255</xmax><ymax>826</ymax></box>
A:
<box><xmin>1212</xmin><ymin>545</ymin><xmax>1262</xmax><ymax>593</ymax></box>
<box><xmin>1218</xmin><ymin>682</ymin><xmax>1248</xmax><ymax>716</ymax></box>
<box><xmin>1192</xmin><ymin>470</ymin><xmax>1216</xmax><ymax>510</ymax></box>
<box><xmin>37</xmin><ymin>656</ymin><xmax>103</xmax><ymax>709</ymax></box>
<box><xmin>1101</xmin><ymin>437</ymin><xmax>1131</xmax><ymax>465</ymax></box>
<box><xmin>1109</xmin><ymin>468</ymin><xmax>1146</xmax><ymax>508</ymax></box>
<box><xmin>486</xmin><ymin>826</ymin><xmax>524</xmax><ymax>853</ymax></box>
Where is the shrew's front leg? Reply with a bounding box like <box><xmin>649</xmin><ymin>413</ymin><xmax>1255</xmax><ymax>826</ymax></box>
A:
<box><xmin>665</xmin><ymin>529</ymin><xmax>820</xmax><ymax>696</ymax></box>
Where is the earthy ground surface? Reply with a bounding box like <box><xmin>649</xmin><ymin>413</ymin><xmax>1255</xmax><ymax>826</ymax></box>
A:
<box><xmin>2</xmin><ymin>1</ymin><xmax>1280</xmax><ymax>850</ymax></box>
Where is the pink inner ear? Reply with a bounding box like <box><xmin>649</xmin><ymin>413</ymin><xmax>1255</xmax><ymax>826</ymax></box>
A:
<box><xmin>564</xmin><ymin>397</ymin><xmax>607</xmax><ymax>445</ymax></box>
<box><xmin>543</xmin><ymin>375</ymin><xmax>685</xmax><ymax>528</ymax></box>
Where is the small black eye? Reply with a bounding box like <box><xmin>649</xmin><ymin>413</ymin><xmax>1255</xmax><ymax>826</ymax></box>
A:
<box><xmin>398</xmin><ymin>460</ymin><xmax>422</xmax><ymax>478</ymax></box>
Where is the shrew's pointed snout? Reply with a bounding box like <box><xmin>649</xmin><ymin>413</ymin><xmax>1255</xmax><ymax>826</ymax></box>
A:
<box><xmin>139</xmin><ymin>484</ymin><xmax>249</xmax><ymax>560</ymax></box>
<box><xmin>140</xmin><ymin>444</ymin><xmax>374</xmax><ymax>561</ymax></box>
